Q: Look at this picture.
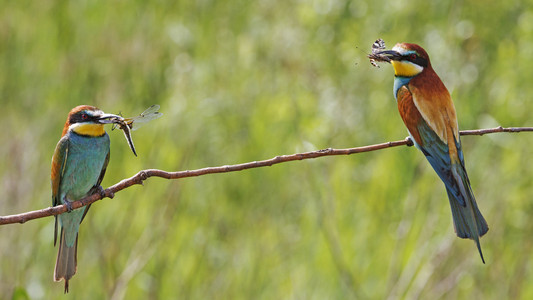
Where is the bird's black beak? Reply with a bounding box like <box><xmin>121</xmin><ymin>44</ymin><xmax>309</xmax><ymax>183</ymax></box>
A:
<box><xmin>368</xmin><ymin>50</ymin><xmax>402</xmax><ymax>63</ymax></box>
<box><xmin>376</xmin><ymin>50</ymin><xmax>402</xmax><ymax>61</ymax></box>
<box><xmin>97</xmin><ymin>113</ymin><xmax>123</xmax><ymax>124</ymax></box>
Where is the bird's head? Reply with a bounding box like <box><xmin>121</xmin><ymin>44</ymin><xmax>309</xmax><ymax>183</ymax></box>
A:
<box><xmin>374</xmin><ymin>43</ymin><xmax>431</xmax><ymax>78</ymax></box>
<box><xmin>62</xmin><ymin>105</ymin><xmax>121</xmax><ymax>137</ymax></box>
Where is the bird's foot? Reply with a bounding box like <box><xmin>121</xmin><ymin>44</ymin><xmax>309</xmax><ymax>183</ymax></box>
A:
<box><xmin>96</xmin><ymin>185</ymin><xmax>106</xmax><ymax>198</ymax></box>
<box><xmin>405</xmin><ymin>136</ymin><xmax>414</xmax><ymax>147</ymax></box>
<box><xmin>65</xmin><ymin>201</ymin><xmax>73</xmax><ymax>213</ymax></box>
<box><xmin>96</xmin><ymin>185</ymin><xmax>114</xmax><ymax>199</ymax></box>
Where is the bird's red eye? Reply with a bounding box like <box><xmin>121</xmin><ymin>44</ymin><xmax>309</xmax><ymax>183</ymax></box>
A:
<box><xmin>81</xmin><ymin>113</ymin><xmax>88</xmax><ymax>120</ymax></box>
<box><xmin>409</xmin><ymin>54</ymin><xmax>417</xmax><ymax>60</ymax></box>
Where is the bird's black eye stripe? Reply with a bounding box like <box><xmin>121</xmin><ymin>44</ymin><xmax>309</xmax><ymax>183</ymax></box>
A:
<box><xmin>405</xmin><ymin>53</ymin><xmax>428</xmax><ymax>67</ymax></box>
<box><xmin>70</xmin><ymin>111</ymin><xmax>96</xmax><ymax>124</ymax></box>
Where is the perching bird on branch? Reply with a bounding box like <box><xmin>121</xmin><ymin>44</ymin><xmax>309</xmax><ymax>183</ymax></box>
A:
<box><xmin>51</xmin><ymin>106</ymin><xmax>122</xmax><ymax>292</ymax></box>
<box><xmin>370</xmin><ymin>42</ymin><xmax>489</xmax><ymax>263</ymax></box>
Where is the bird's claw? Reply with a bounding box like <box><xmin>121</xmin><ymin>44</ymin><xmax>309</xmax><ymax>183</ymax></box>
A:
<box><xmin>95</xmin><ymin>185</ymin><xmax>114</xmax><ymax>199</ymax></box>
<box><xmin>96</xmin><ymin>185</ymin><xmax>106</xmax><ymax>198</ymax></box>
<box><xmin>65</xmin><ymin>201</ymin><xmax>73</xmax><ymax>212</ymax></box>
<box><xmin>405</xmin><ymin>136</ymin><xmax>414</xmax><ymax>147</ymax></box>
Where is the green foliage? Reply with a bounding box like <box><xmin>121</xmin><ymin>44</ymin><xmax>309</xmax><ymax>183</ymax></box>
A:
<box><xmin>1</xmin><ymin>0</ymin><xmax>533</xmax><ymax>298</ymax></box>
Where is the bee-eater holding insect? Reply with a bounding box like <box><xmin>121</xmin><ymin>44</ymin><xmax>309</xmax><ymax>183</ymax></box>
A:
<box><xmin>51</xmin><ymin>105</ymin><xmax>122</xmax><ymax>292</ymax></box>
<box><xmin>369</xmin><ymin>42</ymin><xmax>489</xmax><ymax>263</ymax></box>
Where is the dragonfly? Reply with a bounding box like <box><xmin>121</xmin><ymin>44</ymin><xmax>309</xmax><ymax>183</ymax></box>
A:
<box><xmin>111</xmin><ymin>104</ymin><xmax>163</xmax><ymax>156</ymax></box>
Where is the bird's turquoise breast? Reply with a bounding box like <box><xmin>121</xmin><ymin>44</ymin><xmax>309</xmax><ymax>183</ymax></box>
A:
<box><xmin>393</xmin><ymin>76</ymin><xmax>413</xmax><ymax>100</ymax></box>
<box><xmin>60</xmin><ymin>132</ymin><xmax>110</xmax><ymax>201</ymax></box>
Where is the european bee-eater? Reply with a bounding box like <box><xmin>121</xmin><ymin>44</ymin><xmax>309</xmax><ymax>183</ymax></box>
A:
<box><xmin>51</xmin><ymin>105</ymin><xmax>120</xmax><ymax>292</ymax></box>
<box><xmin>374</xmin><ymin>43</ymin><xmax>489</xmax><ymax>263</ymax></box>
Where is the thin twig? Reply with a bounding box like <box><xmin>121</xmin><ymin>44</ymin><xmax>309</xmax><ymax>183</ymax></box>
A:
<box><xmin>0</xmin><ymin>126</ymin><xmax>531</xmax><ymax>226</ymax></box>
<box><xmin>459</xmin><ymin>126</ymin><xmax>533</xmax><ymax>135</ymax></box>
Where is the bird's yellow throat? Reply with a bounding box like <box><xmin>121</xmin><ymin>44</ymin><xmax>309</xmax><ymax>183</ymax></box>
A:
<box><xmin>71</xmin><ymin>123</ymin><xmax>105</xmax><ymax>137</ymax></box>
<box><xmin>391</xmin><ymin>60</ymin><xmax>423</xmax><ymax>77</ymax></box>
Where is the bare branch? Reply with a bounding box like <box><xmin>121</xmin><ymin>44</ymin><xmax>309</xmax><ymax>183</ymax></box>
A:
<box><xmin>459</xmin><ymin>126</ymin><xmax>533</xmax><ymax>135</ymax></box>
<box><xmin>1</xmin><ymin>126</ymin><xmax>531</xmax><ymax>226</ymax></box>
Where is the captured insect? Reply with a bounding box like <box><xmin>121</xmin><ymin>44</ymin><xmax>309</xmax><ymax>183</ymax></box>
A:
<box><xmin>367</xmin><ymin>38</ymin><xmax>389</xmax><ymax>67</ymax></box>
<box><xmin>111</xmin><ymin>105</ymin><xmax>163</xmax><ymax>156</ymax></box>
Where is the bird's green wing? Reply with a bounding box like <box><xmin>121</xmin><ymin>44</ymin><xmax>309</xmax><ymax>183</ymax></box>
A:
<box><xmin>51</xmin><ymin>136</ymin><xmax>69</xmax><ymax>246</ymax></box>
<box><xmin>80</xmin><ymin>150</ymin><xmax>110</xmax><ymax>223</ymax></box>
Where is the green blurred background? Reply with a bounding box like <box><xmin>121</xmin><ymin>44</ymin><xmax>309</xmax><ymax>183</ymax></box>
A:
<box><xmin>1</xmin><ymin>0</ymin><xmax>533</xmax><ymax>299</ymax></box>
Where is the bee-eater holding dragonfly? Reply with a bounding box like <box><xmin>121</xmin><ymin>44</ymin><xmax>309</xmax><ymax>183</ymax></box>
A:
<box><xmin>51</xmin><ymin>105</ymin><xmax>162</xmax><ymax>292</ymax></box>
<box><xmin>51</xmin><ymin>106</ymin><xmax>121</xmax><ymax>292</ymax></box>
<box><xmin>369</xmin><ymin>42</ymin><xmax>489</xmax><ymax>263</ymax></box>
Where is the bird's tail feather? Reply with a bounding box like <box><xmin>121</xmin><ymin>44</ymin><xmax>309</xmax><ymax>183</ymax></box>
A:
<box><xmin>447</xmin><ymin>164</ymin><xmax>489</xmax><ymax>263</ymax></box>
<box><xmin>54</xmin><ymin>228</ymin><xmax>78</xmax><ymax>293</ymax></box>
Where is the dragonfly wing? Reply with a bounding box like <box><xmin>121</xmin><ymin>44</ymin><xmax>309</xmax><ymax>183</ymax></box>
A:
<box><xmin>120</xmin><ymin>105</ymin><xmax>163</xmax><ymax>131</ymax></box>
<box><xmin>125</xmin><ymin>113</ymin><xmax>163</xmax><ymax>131</ymax></box>
<box><xmin>140</xmin><ymin>104</ymin><xmax>160</xmax><ymax>115</ymax></box>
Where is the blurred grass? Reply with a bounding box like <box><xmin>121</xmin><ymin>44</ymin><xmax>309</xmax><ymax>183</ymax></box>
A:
<box><xmin>1</xmin><ymin>0</ymin><xmax>533</xmax><ymax>299</ymax></box>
